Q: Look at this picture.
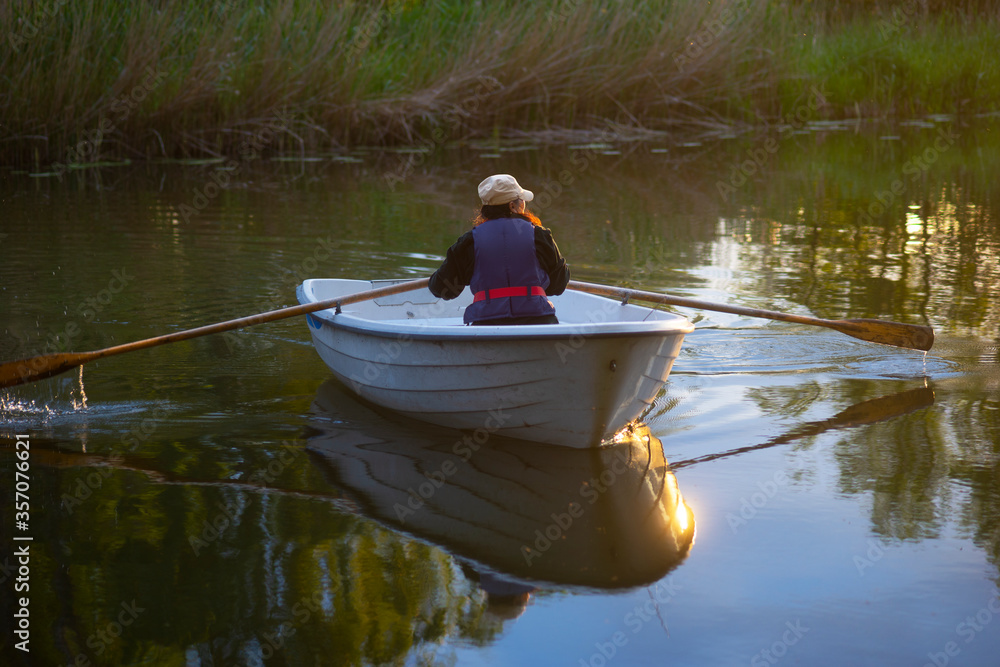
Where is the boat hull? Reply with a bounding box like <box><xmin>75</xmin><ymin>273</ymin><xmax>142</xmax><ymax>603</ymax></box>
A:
<box><xmin>298</xmin><ymin>279</ymin><xmax>693</xmax><ymax>448</ymax></box>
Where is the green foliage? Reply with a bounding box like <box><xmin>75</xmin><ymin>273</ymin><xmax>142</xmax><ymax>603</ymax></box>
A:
<box><xmin>1</xmin><ymin>0</ymin><xmax>998</xmax><ymax>165</ymax></box>
<box><xmin>787</xmin><ymin>12</ymin><xmax>1000</xmax><ymax>118</ymax></box>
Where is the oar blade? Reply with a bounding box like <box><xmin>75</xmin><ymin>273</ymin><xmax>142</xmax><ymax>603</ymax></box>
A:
<box><xmin>834</xmin><ymin>319</ymin><xmax>935</xmax><ymax>351</ymax></box>
<box><xmin>0</xmin><ymin>352</ymin><xmax>91</xmax><ymax>389</ymax></box>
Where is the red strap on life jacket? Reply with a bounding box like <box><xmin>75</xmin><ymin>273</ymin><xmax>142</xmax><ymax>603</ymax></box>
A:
<box><xmin>472</xmin><ymin>286</ymin><xmax>547</xmax><ymax>303</ymax></box>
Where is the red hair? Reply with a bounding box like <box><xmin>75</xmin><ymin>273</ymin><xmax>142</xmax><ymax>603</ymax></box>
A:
<box><xmin>474</xmin><ymin>204</ymin><xmax>542</xmax><ymax>227</ymax></box>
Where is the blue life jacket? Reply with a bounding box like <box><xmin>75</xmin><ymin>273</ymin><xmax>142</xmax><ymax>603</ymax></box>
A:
<box><xmin>464</xmin><ymin>217</ymin><xmax>555</xmax><ymax>324</ymax></box>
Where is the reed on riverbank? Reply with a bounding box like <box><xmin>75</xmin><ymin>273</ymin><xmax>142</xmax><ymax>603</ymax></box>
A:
<box><xmin>2</xmin><ymin>0</ymin><xmax>997</xmax><ymax>168</ymax></box>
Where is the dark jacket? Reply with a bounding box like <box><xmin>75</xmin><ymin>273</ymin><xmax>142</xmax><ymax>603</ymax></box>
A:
<box><xmin>429</xmin><ymin>217</ymin><xmax>570</xmax><ymax>323</ymax></box>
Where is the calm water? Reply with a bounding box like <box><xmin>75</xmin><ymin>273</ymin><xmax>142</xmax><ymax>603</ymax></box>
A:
<box><xmin>2</xmin><ymin>120</ymin><xmax>1000</xmax><ymax>666</ymax></box>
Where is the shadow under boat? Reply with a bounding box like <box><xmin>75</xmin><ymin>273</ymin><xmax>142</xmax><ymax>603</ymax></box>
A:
<box><xmin>305</xmin><ymin>379</ymin><xmax>696</xmax><ymax>593</ymax></box>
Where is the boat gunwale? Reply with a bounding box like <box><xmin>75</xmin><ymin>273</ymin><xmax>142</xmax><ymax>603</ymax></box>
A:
<box><xmin>299</xmin><ymin>280</ymin><xmax>695</xmax><ymax>342</ymax></box>
<box><xmin>312</xmin><ymin>311</ymin><xmax>694</xmax><ymax>342</ymax></box>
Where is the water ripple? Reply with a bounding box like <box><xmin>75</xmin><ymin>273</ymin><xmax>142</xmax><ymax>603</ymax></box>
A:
<box><xmin>676</xmin><ymin>327</ymin><xmax>958</xmax><ymax>380</ymax></box>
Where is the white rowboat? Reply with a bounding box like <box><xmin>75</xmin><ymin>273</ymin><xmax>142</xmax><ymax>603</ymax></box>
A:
<box><xmin>297</xmin><ymin>279</ymin><xmax>694</xmax><ymax>448</ymax></box>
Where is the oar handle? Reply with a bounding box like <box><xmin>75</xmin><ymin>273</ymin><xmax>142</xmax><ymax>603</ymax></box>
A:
<box><xmin>567</xmin><ymin>280</ymin><xmax>934</xmax><ymax>351</ymax></box>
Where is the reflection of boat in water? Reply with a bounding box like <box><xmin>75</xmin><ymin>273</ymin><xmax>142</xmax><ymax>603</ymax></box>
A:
<box><xmin>306</xmin><ymin>380</ymin><xmax>695</xmax><ymax>591</ymax></box>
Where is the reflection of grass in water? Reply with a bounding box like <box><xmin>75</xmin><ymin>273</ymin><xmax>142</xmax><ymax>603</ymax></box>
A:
<box><xmin>29</xmin><ymin>160</ymin><xmax>132</xmax><ymax>177</ymax></box>
<box><xmin>3</xmin><ymin>1</ymin><xmax>999</xmax><ymax>167</ymax></box>
<box><xmin>703</xmin><ymin>118</ymin><xmax>1000</xmax><ymax>335</ymax></box>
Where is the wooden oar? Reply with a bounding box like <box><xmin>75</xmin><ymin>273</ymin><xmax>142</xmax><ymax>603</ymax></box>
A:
<box><xmin>0</xmin><ymin>278</ymin><xmax>430</xmax><ymax>389</ymax></box>
<box><xmin>568</xmin><ymin>280</ymin><xmax>934</xmax><ymax>351</ymax></box>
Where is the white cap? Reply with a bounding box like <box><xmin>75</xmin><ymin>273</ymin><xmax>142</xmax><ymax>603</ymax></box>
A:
<box><xmin>478</xmin><ymin>174</ymin><xmax>534</xmax><ymax>206</ymax></box>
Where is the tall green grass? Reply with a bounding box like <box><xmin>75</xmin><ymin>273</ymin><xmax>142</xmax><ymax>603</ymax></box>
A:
<box><xmin>1</xmin><ymin>0</ymin><xmax>997</xmax><ymax>167</ymax></box>
<box><xmin>784</xmin><ymin>7</ymin><xmax>1000</xmax><ymax>118</ymax></box>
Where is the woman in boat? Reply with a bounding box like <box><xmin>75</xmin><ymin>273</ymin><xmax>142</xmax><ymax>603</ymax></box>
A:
<box><xmin>429</xmin><ymin>174</ymin><xmax>570</xmax><ymax>325</ymax></box>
